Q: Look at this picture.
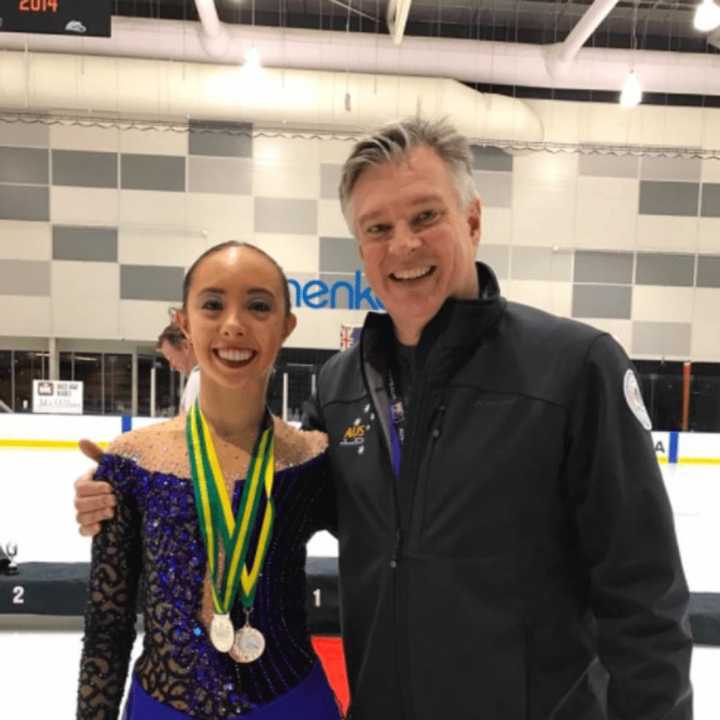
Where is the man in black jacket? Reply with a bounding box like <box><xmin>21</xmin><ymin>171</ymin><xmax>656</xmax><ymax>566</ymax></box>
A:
<box><xmin>75</xmin><ymin>118</ymin><xmax>692</xmax><ymax>719</ymax></box>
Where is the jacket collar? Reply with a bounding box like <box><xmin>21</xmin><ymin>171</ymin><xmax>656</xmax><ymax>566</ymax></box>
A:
<box><xmin>360</xmin><ymin>262</ymin><xmax>506</xmax><ymax>373</ymax></box>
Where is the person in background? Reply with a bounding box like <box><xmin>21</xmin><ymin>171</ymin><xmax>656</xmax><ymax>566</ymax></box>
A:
<box><xmin>76</xmin><ymin>242</ymin><xmax>341</xmax><ymax>720</ymax></box>
<box><xmin>157</xmin><ymin>322</ymin><xmax>200</xmax><ymax>413</ymax></box>
<box><xmin>74</xmin><ymin>118</ymin><xmax>692</xmax><ymax>719</ymax></box>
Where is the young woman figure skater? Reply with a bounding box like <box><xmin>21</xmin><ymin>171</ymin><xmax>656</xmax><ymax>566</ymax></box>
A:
<box><xmin>77</xmin><ymin>242</ymin><xmax>341</xmax><ymax>719</ymax></box>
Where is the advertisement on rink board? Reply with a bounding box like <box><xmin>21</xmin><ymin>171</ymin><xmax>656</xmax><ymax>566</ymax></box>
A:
<box><xmin>32</xmin><ymin>380</ymin><xmax>83</xmax><ymax>415</ymax></box>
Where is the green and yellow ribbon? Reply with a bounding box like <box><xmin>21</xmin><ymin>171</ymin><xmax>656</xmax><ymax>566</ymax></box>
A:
<box><xmin>186</xmin><ymin>400</ymin><xmax>276</xmax><ymax>616</ymax></box>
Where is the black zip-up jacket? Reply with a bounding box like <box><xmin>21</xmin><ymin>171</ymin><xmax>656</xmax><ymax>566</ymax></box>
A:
<box><xmin>304</xmin><ymin>263</ymin><xmax>692</xmax><ymax>720</ymax></box>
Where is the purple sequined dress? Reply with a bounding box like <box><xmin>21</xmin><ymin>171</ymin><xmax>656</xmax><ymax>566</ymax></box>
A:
<box><xmin>77</xmin><ymin>446</ymin><xmax>336</xmax><ymax>720</ymax></box>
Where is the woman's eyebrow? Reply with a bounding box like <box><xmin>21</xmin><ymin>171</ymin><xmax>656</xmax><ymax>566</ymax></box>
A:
<box><xmin>197</xmin><ymin>286</ymin><xmax>276</xmax><ymax>297</ymax></box>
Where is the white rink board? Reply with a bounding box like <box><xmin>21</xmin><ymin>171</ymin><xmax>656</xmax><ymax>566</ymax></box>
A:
<box><xmin>1</xmin><ymin>415</ymin><xmax>718</xmax><ymax>568</ymax></box>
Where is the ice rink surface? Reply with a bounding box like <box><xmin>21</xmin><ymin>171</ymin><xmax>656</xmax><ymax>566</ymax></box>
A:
<box><xmin>0</xmin><ymin>449</ymin><xmax>718</xmax><ymax>717</ymax></box>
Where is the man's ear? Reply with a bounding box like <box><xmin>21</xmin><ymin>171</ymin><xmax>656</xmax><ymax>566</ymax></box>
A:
<box><xmin>467</xmin><ymin>197</ymin><xmax>482</xmax><ymax>250</ymax></box>
<box><xmin>175</xmin><ymin>309</ymin><xmax>191</xmax><ymax>343</ymax></box>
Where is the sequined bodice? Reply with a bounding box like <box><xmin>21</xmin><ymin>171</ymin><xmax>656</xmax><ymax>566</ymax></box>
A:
<box><xmin>77</xmin><ymin>418</ymin><xmax>336</xmax><ymax>719</ymax></box>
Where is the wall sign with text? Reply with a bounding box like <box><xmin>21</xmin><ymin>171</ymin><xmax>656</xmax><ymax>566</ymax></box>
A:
<box><xmin>33</xmin><ymin>380</ymin><xmax>84</xmax><ymax>415</ymax></box>
<box><xmin>0</xmin><ymin>0</ymin><xmax>111</xmax><ymax>37</ymax></box>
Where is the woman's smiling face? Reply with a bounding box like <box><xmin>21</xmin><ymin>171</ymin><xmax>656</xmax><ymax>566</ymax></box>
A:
<box><xmin>177</xmin><ymin>245</ymin><xmax>296</xmax><ymax>391</ymax></box>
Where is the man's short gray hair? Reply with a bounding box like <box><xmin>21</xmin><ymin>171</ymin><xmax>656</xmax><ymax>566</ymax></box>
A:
<box><xmin>339</xmin><ymin>117</ymin><xmax>477</xmax><ymax>226</ymax></box>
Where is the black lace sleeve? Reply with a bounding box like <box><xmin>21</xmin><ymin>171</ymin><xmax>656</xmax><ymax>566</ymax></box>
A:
<box><xmin>77</xmin><ymin>454</ymin><xmax>143</xmax><ymax>719</ymax></box>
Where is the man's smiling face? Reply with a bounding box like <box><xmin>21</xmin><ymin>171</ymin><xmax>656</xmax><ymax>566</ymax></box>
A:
<box><xmin>349</xmin><ymin>145</ymin><xmax>481</xmax><ymax>340</ymax></box>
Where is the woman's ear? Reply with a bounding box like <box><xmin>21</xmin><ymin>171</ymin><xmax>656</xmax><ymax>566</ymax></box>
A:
<box><xmin>284</xmin><ymin>313</ymin><xmax>298</xmax><ymax>342</ymax></box>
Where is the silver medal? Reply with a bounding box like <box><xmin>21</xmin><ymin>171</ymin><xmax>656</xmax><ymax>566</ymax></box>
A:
<box><xmin>231</xmin><ymin>623</ymin><xmax>266</xmax><ymax>663</ymax></box>
<box><xmin>209</xmin><ymin>613</ymin><xmax>235</xmax><ymax>653</ymax></box>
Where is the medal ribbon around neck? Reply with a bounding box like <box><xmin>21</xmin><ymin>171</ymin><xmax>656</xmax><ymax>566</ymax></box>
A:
<box><xmin>186</xmin><ymin>400</ymin><xmax>276</xmax><ymax>617</ymax></box>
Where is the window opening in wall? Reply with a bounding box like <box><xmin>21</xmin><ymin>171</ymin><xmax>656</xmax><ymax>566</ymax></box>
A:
<box><xmin>274</xmin><ymin>348</ymin><xmax>335</xmax><ymax>422</ymax></box>
<box><xmin>155</xmin><ymin>355</ymin><xmax>178</xmax><ymax>417</ymax></box>
<box><xmin>14</xmin><ymin>351</ymin><xmax>49</xmax><ymax>413</ymax></box>
<box><xmin>138</xmin><ymin>353</ymin><xmax>181</xmax><ymax>417</ymax></box>
<box><xmin>137</xmin><ymin>354</ymin><xmax>155</xmax><ymax>418</ymax></box>
<box><xmin>266</xmin><ymin>362</ymin><xmax>283</xmax><ymax>419</ymax></box>
<box><xmin>635</xmin><ymin>360</ymin><xmax>720</xmax><ymax>433</ymax></box>
<box><xmin>59</xmin><ymin>351</ymin><xmax>73</xmax><ymax>383</ymax></box>
<box><xmin>2</xmin><ymin>345</ymin><xmax>719</xmax><ymax>429</ymax></box>
<box><xmin>688</xmin><ymin>363</ymin><xmax>720</xmax><ymax>433</ymax></box>
<box><xmin>0</xmin><ymin>351</ymin><xmax>12</xmax><ymax>411</ymax></box>
<box><xmin>283</xmin><ymin>362</ymin><xmax>316</xmax><ymax>423</ymax></box>
<box><xmin>104</xmin><ymin>353</ymin><xmax>132</xmax><ymax>415</ymax></box>
<box><xmin>57</xmin><ymin>351</ymin><xmax>181</xmax><ymax>417</ymax></box>
<box><xmin>61</xmin><ymin>352</ymin><xmax>103</xmax><ymax>415</ymax></box>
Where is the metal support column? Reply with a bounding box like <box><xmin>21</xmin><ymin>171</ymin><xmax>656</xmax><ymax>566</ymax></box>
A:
<box><xmin>131</xmin><ymin>349</ymin><xmax>139</xmax><ymax>417</ymax></box>
<box><xmin>48</xmin><ymin>337</ymin><xmax>59</xmax><ymax>380</ymax></box>
<box><xmin>150</xmin><ymin>364</ymin><xmax>157</xmax><ymax>418</ymax></box>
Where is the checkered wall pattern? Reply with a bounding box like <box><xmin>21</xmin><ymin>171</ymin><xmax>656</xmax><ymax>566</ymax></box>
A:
<box><xmin>0</xmin><ymin>118</ymin><xmax>719</xmax><ymax>358</ymax></box>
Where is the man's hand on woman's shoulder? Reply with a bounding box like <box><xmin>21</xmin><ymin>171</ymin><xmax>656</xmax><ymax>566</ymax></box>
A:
<box><xmin>74</xmin><ymin>439</ymin><xmax>116</xmax><ymax>537</ymax></box>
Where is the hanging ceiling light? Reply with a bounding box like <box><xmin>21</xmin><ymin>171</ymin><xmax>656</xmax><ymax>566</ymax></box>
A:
<box><xmin>619</xmin><ymin>2</ymin><xmax>642</xmax><ymax>107</ymax></box>
<box><xmin>243</xmin><ymin>1</ymin><xmax>261</xmax><ymax>72</ymax></box>
<box><xmin>620</xmin><ymin>70</ymin><xmax>643</xmax><ymax>107</ymax></box>
<box><xmin>244</xmin><ymin>47</ymin><xmax>262</xmax><ymax>70</ymax></box>
<box><xmin>694</xmin><ymin>0</ymin><xmax>720</xmax><ymax>32</ymax></box>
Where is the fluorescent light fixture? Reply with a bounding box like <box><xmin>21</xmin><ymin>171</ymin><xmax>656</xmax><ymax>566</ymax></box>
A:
<box><xmin>694</xmin><ymin>0</ymin><xmax>720</xmax><ymax>31</ymax></box>
<box><xmin>620</xmin><ymin>70</ymin><xmax>642</xmax><ymax>107</ymax></box>
<box><xmin>244</xmin><ymin>47</ymin><xmax>262</xmax><ymax>70</ymax></box>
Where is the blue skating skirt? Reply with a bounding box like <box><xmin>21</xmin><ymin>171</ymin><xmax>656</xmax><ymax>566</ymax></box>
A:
<box><xmin>123</xmin><ymin>663</ymin><xmax>341</xmax><ymax>719</ymax></box>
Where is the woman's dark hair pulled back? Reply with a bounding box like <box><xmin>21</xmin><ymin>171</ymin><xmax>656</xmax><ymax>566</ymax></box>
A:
<box><xmin>182</xmin><ymin>241</ymin><xmax>292</xmax><ymax>317</ymax></box>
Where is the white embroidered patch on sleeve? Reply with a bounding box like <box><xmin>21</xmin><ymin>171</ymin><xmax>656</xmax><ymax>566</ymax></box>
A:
<box><xmin>623</xmin><ymin>369</ymin><xmax>652</xmax><ymax>431</ymax></box>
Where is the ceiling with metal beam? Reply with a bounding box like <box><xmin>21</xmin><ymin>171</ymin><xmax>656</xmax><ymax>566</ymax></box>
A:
<box><xmin>111</xmin><ymin>0</ymin><xmax>716</xmax><ymax>53</ymax></box>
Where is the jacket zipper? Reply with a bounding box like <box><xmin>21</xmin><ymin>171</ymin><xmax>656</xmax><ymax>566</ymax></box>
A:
<box><xmin>385</xmin><ymin>397</ymin><xmax>407</xmax><ymax>720</ymax></box>
<box><xmin>391</xmin><ymin>368</ymin><xmax>433</xmax><ymax>720</ymax></box>
<box><xmin>429</xmin><ymin>403</ymin><xmax>447</xmax><ymax>441</ymax></box>
<box><xmin>414</xmin><ymin>402</ymin><xmax>446</xmax><ymax>541</ymax></box>
<box><xmin>360</xmin><ymin>355</ymin><xmax>408</xmax><ymax>719</ymax></box>
<box><xmin>390</xmin><ymin>528</ymin><xmax>401</xmax><ymax>569</ymax></box>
